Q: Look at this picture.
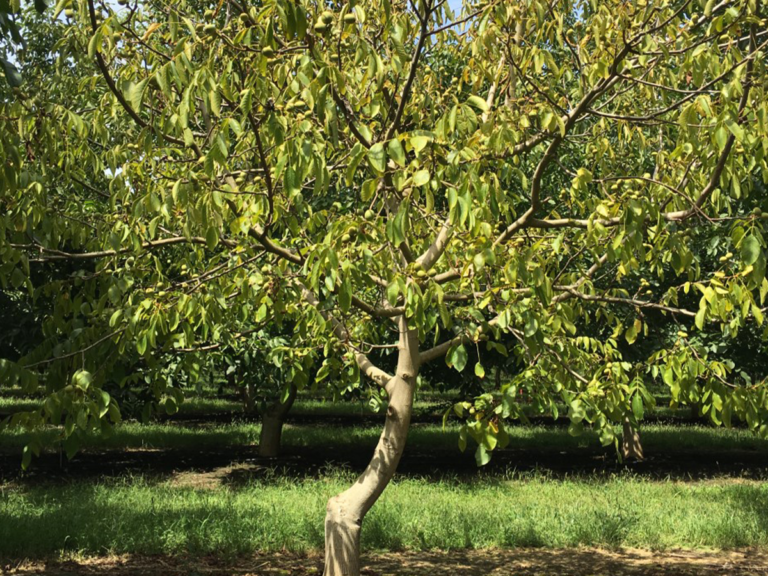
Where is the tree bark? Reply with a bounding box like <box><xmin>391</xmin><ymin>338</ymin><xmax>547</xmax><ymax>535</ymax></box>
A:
<box><xmin>258</xmin><ymin>384</ymin><xmax>297</xmax><ymax>458</ymax></box>
<box><xmin>621</xmin><ymin>416</ymin><xmax>644</xmax><ymax>461</ymax></box>
<box><xmin>323</xmin><ymin>318</ymin><xmax>418</xmax><ymax>576</ymax></box>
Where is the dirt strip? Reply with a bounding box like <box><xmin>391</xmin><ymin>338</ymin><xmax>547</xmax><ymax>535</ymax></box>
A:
<box><xmin>4</xmin><ymin>548</ymin><xmax>768</xmax><ymax>576</ymax></box>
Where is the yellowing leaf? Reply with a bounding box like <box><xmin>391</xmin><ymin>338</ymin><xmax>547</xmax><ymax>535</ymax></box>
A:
<box><xmin>142</xmin><ymin>22</ymin><xmax>162</xmax><ymax>41</ymax></box>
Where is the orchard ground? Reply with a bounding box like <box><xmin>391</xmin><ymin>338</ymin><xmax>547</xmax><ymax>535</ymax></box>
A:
<box><xmin>3</xmin><ymin>387</ymin><xmax>768</xmax><ymax>575</ymax></box>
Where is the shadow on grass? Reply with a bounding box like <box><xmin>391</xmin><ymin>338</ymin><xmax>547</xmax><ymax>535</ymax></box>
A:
<box><xmin>3</xmin><ymin>423</ymin><xmax>768</xmax><ymax>485</ymax></box>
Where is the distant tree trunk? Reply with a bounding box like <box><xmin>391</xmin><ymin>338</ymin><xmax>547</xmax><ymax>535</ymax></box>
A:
<box><xmin>323</xmin><ymin>318</ymin><xmax>418</xmax><ymax>576</ymax></box>
<box><xmin>258</xmin><ymin>384</ymin><xmax>297</xmax><ymax>458</ymax></box>
<box><xmin>621</xmin><ymin>416</ymin><xmax>644</xmax><ymax>461</ymax></box>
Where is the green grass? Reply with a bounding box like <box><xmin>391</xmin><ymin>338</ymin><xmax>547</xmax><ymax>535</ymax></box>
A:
<box><xmin>0</xmin><ymin>393</ymin><xmax>446</xmax><ymax>417</ymax></box>
<box><xmin>2</xmin><ymin>472</ymin><xmax>768</xmax><ymax>558</ymax></box>
<box><xmin>0</xmin><ymin>421</ymin><xmax>261</xmax><ymax>451</ymax></box>
<box><xmin>0</xmin><ymin>395</ymin><xmax>42</xmax><ymax>413</ymax></box>
<box><xmin>3</xmin><ymin>421</ymin><xmax>767</xmax><ymax>454</ymax></box>
<box><xmin>290</xmin><ymin>398</ymin><xmax>447</xmax><ymax>417</ymax></box>
<box><xmin>176</xmin><ymin>396</ymin><xmax>242</xmax><ymax>414</ymax></box>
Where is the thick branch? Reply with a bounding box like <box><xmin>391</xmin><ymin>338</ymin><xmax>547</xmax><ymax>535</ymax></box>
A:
<box><xmin>19</xmin><ymin>235</ymin><xmax>235</xmax><ymax>262</ymax></box>
<box><xmin>300</xmin><ymin>286</ymin><xmax>394</xmax><ymax>391</ymax></box>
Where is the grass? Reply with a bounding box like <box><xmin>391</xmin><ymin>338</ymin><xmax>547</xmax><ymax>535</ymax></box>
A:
<box><xmin>3</xmin><ymin>389</ymin><xmax>768</xmax><ymax>561</ymax></box>
<box><xmin>175</xmin><ymin>396</ymin><xmax>243</xmax><ymax>414</ymax></box>
<box><xmin>0</xmin><ymin>389</ymin><xmax>727</xmax><ymax>426</ymax></box>
<box><xmin>2</xmin><ymin>420</ymin><xmax>767</xmax><ymax>454</ymax></box>
<box><xmin>0</xmin><ymin>393</ymin><xmax>447</xmax><ymax>418</ymax></box>
<box><xmin>0</xmin><ymin>395</ymin><xmax>42</xmax><ymax>413</ymax></box>
<box><xmin>2</xmin><ymin>472</ymin><xmax>768</xmax><ymax>558</ymax></box>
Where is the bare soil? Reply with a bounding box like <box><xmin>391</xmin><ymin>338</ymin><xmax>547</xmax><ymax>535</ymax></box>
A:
<box><xmin>4</xmin><ymin>548</ymin><xmax>768</xmax><ymax>575</ymax></box>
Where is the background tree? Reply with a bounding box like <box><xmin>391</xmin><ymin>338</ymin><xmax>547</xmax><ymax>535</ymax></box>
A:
<box><xmin>2</xmin><ymin>0</ymin><xmax>768</xmax><ymax>574</ymax></box>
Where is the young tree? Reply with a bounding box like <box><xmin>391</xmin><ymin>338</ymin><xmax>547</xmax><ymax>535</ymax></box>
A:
<box><xmin>217</xmin><ymin>329</ymin><xmax>300</xmax><ymax>457</ymax></box>
<box><xmin>2</xmin><ymin>0</ymin><xmax>768</xmax><ymax>574</ymax></box>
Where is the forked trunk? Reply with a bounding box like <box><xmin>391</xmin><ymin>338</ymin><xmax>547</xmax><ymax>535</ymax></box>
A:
<box><xmin>621</xmin><ymin>416</ymin><xmax>644</xmax><ymax>461</ymax></box>
<box><xmin>323</xmin><ymin>319</ymin><xmax>418</xmax><ymax>576</ymax></box>
<box><xmin>258</xmin><ymin>384</ymin><xmax>297</xmax><ymax>458</ymax></box>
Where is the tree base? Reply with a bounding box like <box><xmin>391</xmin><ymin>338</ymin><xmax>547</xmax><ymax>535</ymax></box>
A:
<box><xmin>621</xmin><ymin>417</ymin><xmax>644</xmax><ymax>461</ymax></box>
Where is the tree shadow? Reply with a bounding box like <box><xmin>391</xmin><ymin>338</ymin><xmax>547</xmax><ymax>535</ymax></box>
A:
<box><xmin>4</xmin><ymin>423</ymin><xmax>768</xmax><ymax>487</ymax></box>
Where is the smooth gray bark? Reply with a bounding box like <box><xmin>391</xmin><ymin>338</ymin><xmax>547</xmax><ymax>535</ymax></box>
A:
<box><xmin>323</xmin><ymin>317</ymin><xmax>418</xmax><ymax>576</ymax></box>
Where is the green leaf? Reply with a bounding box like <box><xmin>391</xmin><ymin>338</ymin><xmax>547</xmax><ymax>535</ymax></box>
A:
<box><xmin>695</xmin><ymin>305</ymin><xmax>706</xmax><ymax>330</ymax></box>
<box><xmin>458</xmin><ymin>427</ymin><xmax>467</xmax><ymax>452</ymax></box>
<box><xmin>474</xmin><ymin>362</ymin><xmax>485</xmax><ymax>378</ymax></box>
<box><xmin>339</xmin><ymin>275</ymin><xmax>352</xmax><ymax>313</ymax></box>
<box><xmin>473</xmin><ymin>252</ymin><xmax>485</xmax><ymax>272</ymax></box>
<box><xmin>410</xmin><ymin>135</ymin><xmax>430</xmax><ymax>154</ymax></box>
<box><xmin>367</xmin><ymin>142</ymin><xmax>387</xmax><ymax>173</ymax></box>
<box><xmin>109</xmin><ymin>309</ymin><xmax>123</xmax><ymax>328</ymax></box>
<box><xmin>361</xmin><ymin>179</ymin><xmax>377</xmax><ymax>202</ymax></box>
<box><xmin>742</xmin><ymin>235</ymin><xmax>761</xmax><ymax>265</ymax></box>
<box><xmin>1</xmin><ymin>58</ymin><xmax>23</xmax><ymax>88</ymax></box>
<box><xmin>413</xmin><ymin>169</ymin><xmax>430</xmax><ymax>187</ymax></box>
<box><xmin>466</xmin><ymin>95</ymin><xmax>489</xmax><ymax>112</ymax></box>
<box><xmin>632</xmin><ymin>394</ymin><xmax>644</xmax><ymax>421</ymax></box>
<box><xmin>87</xmin><ymin>31</ymin><xmax>102</xmax><ymax>58</ymax></box>
<box><xmin>386</xmin><ymin>206</ymin><xmax>407</xmax><ymax>246</ymax></box>
<box><xmin>10</xmin><ymin>268</ymin><xmax>26</xmax><ymax>289</ymax></box>
<box><xmin>625</xmin><ymin>318</ymin><xmax>642</xmax><ymax>344</ymax></box>
<box><xmin>386</xmin><ymin>281</ymin><xmax>400</xmax><ymax>307</ymax></box>
<box><xmin>450</xmin><ymin>344</ymin><xmax>468</xmax><ymax>372</ymax></box>
<box><xmin>724</xmin><ymin>117</ymin><xmax>744</xmax><ymax>142</ymax></box>
<box><xmin>387</xmin><ymin>139</ymin><xmax>406</xmax><ymax>167</ymax></box>
<box><xmin>345</xmin><ymin>143</ymin><xmax>366</xmax><ymax>186</ymax></box>
<box><xmin>125</xmin><ymin>79</ymin><xmax>149</xmax><ymax>112</ymax></box>
<box><xmin>64</xmin><ymin>435</ymin><xmax>79</xmax><ymax>460</ymax></box>
<box><xmin>22</xmin><ymin>445</ymin><xmax>32</xmax><ymax>470</ymax></box>
<box><xmin>72</xmin><ymin>370</ymin><xmax>93</xmax><ymax>390</ymax></box>
<box><xmin>524</xmin><ymin>316</ymin><xmax>538</xmax><ymax>338</ymax></box>
<box><xmin>714</xmin><ymin>125</ymin><xmax>729</xmax><ymax>151</ymax></box>
<box><xmin>475</xmin><ymin>444</ymin><xmax>491</xmax><ymax>466</ymax></box>
<box><xmin>284</xmin><ymin>167</ymin><xmax>301</xmax><ymax>196</ymax></box>
<box><xmin>205</xmin><ymin>227</ymin><xmax>219</xmax><ymax>249</ymax></box>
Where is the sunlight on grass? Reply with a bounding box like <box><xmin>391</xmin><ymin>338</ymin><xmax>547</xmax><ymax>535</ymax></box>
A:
<box><xmin>2</xmin><ymin>473</ymin><xmax>768</xmax><ymax>557</ymax></box>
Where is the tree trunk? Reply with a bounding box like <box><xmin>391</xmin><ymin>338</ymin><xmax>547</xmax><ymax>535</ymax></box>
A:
<box><xmin>258</xmin><ymin>384</ymin><xmax>297</xmax><ymax>458</ymax></box>
<box><xmin>621</xmin><ymin>416</ymin><xmax>644</xmax><ymax>461</ymax></box>
<box><xmin>323</xmin><ymin>318</ymin><xmax>418</xmax><ymax>576</ymax></box>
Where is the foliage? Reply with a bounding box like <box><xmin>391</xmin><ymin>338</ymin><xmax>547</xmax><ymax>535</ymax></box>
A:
<box><xmin>0</xmin><ymin>0</ymin><xmax>767</xmax><ymax>469</ymax></box>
